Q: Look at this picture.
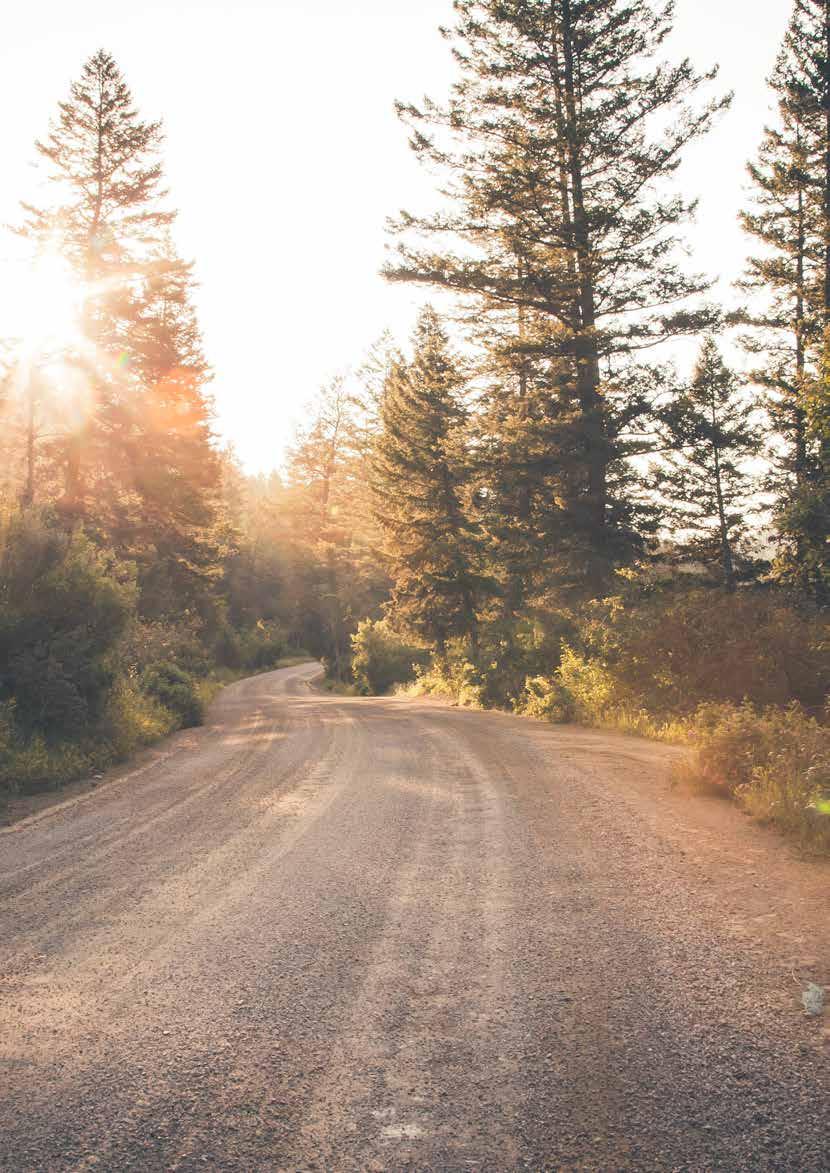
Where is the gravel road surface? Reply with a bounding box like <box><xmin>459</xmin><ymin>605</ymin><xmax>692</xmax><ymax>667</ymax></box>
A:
<box><xmin>2</xmin><ymin>661</ymin><xmax>829</xmax><ymax>1170</ymax></box>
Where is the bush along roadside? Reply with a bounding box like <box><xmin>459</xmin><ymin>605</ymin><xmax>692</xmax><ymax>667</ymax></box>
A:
<box><xmin>675</xmin><ymin>702</ymin><xmax>830</xmax><ymax>854</ymax></box>
<box><xmin>357</xmin><ymin>588</ymin><xmax>830</xmax><ymax>855</ymax></box>
<box><xmin>0</xmin><ymin>515</ymin><xmax>304</xmax><ymax>805</ymax></box>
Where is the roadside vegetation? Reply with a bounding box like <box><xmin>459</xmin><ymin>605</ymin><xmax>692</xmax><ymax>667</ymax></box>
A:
<box><xmin>342</xmin><ymin>1</ymin><xmax>830</xmax><ymax>855</ymax></box>
<box><xmin>0</xmin><ymin>53</ymin><xmax>321</xmax><ymax>803</ymax></box>
<box><xmin>1</xmin><ymin>2</ymin><xmax>829</xmax><ymax>853</ymax></box>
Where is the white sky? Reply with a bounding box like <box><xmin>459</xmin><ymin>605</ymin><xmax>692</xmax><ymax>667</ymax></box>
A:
<box><xmin>0</xmin><ymin>0</ymin><xmax>792</xmax><ymax>472</ymax></box>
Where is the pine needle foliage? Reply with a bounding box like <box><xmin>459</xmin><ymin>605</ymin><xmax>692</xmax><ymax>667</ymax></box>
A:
<box><xmin>657</xmin><ymin>338</ymin><xmax>760</xmax><ymax>591</ymax></box>
<box><xmin>373</xmin><ymin>308</ymin><xmax>482</xmax><ymax>649</ymax></box>
<box><xmin>739</xmin><ymin>0</ymin><xmax>830</xmax><ymax>601</ymax></box>
<box><xmin>386</xmin><ymin>0</ymin><xmax>730</xmax><ymax>594</ymax></box>
<box><xmin>17</xmin><ymin>50</ymin><xmax>222</xmax><ymax>615</ymax></box>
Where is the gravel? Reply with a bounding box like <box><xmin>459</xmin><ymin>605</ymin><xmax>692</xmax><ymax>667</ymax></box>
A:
<box><xmin>1</xmin><ymin>662</ymin><xmax>828</xmax><ymax>1170</ymax></box>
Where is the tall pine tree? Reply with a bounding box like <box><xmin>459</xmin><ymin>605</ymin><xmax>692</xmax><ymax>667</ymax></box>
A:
<box><xmin>658</xmin><ymin>339</ymin><xmax>759</xmax><ymax>592</ymax></box>
<box><xmin>386</xmin><ymin>0</ymin><xmax>728</xmax><ymax>595</ymax></box>
<box><xmin>740</xmin><ymin>0</ymin><xmax>830</xmax><ymax>601</ymax></box>
<box><xmin>372</xmin><ymin>308</ymin><xmax>481</xmax><ymax>650</ymax></box>
<box><xmin>20</xmin><ymin>50</ymin><xmax>174</xmax><ymax>517</ymax></box>
<box><xmin>18</xmin><ymin>50</ymin><xmax>223</xmax><ymax>613</ymax></box>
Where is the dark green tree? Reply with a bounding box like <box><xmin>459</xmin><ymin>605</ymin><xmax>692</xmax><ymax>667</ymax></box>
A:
<box><xmin>373</xmin><ymin>308</ymin><xmax>481</xmax><ymax>649</ymax></box>
<box><xmin>658</xmin><ymin>339</ymin><xmax>759</xmax><ymax>592</ymax></box>
<box><xmin>0</xmin><ymin>513</ymin><xmax>136</xmax><ymax>737</ymax></box>
<box><xmin>739</xmin><ymin>0</ymin><xmax>830</xmax><ymax>600</ymax></box>
<box><xmin>386</xmin><ymin>0</ymin><xmax>729</xmax><ymax>594</ymax></box>
<box><xmin>111</xmin><ymin>234</ymin><xmax>224</xmax><ymax>617</ymax></box>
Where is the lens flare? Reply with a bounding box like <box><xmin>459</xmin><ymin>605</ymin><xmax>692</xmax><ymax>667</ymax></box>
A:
<box><xmin>16</xmin><ymin>252</ymin><xmax>82</xmax><ymax>352</ymax></box>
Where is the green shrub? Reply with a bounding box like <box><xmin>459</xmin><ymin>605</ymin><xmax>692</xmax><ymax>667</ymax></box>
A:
<box><xmin>239</xmin><ymin>621</ymin><xmax>285</xmax><ymax>670</ymax></box>
<box><xmin>576</xmin><ymin>589</ymin><xmax>829</xmax><ymax>718</ymax></box>
<box><xmin>516</xmin><ymin>675</ymin><xmax>574</xmax><ymax>722</ymax></box>
<box><xmin>677</xmin><ymin>701</ymin><xmax>830</xmax><ymax>853</ymax></box>
<box><xmin>101</xmin><ymin>680</ymin><xmax>178</xmax><ymax>757</ymax></box>
<box><xmin>413</xmin><ymin>642</ymin><xmax>486</xmax><ymax>707</ymax></box>
<box><xmin>121</xmin><ymin>618</ymin><xmax>213</xmax><ymax>678</ymax></box>
<box><xmin>0</xmin><ymin>735</ymin><xmax>95</xmax><ymax>794</ymax></box>
<box><xmin>212</xmin><ymin>620</ymin><xmax>285</xmax><ymax>672</ymax></box>
<box><xmin>213</xmin><ymin>622</ymin><xmax>243</xmax><ymax>669</ymax></box>
<box><xmin>0</xmin><ymin>516</ymin><xmax>136</xmax><ymax>739</ymax></box>
<box><xmin>141</xmin><ymin>661</ymin><xmax>204</xmax><ymax>728</ymax></box>
<box><xmin>556</xmin><ymin>645</ymin><xmax>622</xmax><ymax>723</ymax></box>
<box><xmin>351</xmin><ymin>619</ymin><xmax>429</xmax><ymax>695</ymax></box>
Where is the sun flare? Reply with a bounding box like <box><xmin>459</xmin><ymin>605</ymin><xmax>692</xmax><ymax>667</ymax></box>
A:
<box><xmin>16</xmin><ymin>252</ymin><xmax>83</xmax><ymax>352</ymax></box>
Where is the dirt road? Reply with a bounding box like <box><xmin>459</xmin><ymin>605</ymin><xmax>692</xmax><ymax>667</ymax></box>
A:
<box><xmin>1</xmin><ymin>662</ymin><xmax>829</xmax><ymax>1170</ymax></box>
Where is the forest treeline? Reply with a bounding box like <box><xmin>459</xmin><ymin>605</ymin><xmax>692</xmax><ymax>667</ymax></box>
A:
<box><xmin>348</xmin><ymin>0</ymin><xmax>830</xmax><ymax>852</ymax></box>
<box><xmin>0</xmin><ymin>51</ymin><xmax>386</xmax><ymax>795</ymax></box>
<box><xmin>0</xmin><ymin>2</ymin><xmax>828</xmax><ymax>848</ymax></box>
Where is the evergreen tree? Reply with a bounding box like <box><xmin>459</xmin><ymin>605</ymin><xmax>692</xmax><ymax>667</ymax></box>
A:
<box><xmin>113</xmin><ymin>235</ymin><xmax>223</xmax><ymax>616</ymax></box>
<box><xmin>386</xmin><ymin>0</ymin><xmax>728</xmax><ymax>595</ymax></box>
<box><xmin>738</xmin><ymin>55</ymin><xmax>813</xmax><ymax>486</ymax></box>
<box><xmin>19</xmin><ymin>50</ymin><xmax>174</xmax><ymax>517</ymax></box>
<box><xmin>372</xmin><ymin>308</ymin><xmax>481</xmax><ymax>649</ymax></box>
<box><xmin>18</xmin><ymin>50</ymin><xmax>223</xmax><ymax>613</ymax></box>
<box><xmin>739</xmin><ymin>0</ymin><xmax>830</xmax><ymax>601</ymax></box>
<box><xmin>658</xmin><ymin>339</ymin><xmax>759</xmax><ymax>592</ymax></box>
<box><xmin>286</xmin><ymin>378</ymin><xmax>387</xmax><ymax>678</ymax></box>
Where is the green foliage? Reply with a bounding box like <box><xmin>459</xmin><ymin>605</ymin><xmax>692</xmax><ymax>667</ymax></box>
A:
<box><xmin>239</xmin><ymin>622</ymin><xmax>285</xmax><ymax>670</ymax></box>
<box><xmin>413</xmin><ymin>643</ymin><xmax>487</xmax><ymax>709</ymax></box>
<box><xmin>738</xmin><ymin>2</ymin><xmax>830</xmax><ymax>603</ymax></box>
<box><xmin>212</xmin><ymin>620</ymin><xmax>284</xmax><ymax>672</ymax></box>
<box><xmin>657</xmin><ymin>339</ymin><xmax>760</xmax><ymax>590</ymax></box>
<box><xmin>387</xmin><ymin>0</ymin><xmax>729</xmax><ymax>593</ymax></box>
<box><xmin>516</xmin><ymin>675</ymin><xmax>574</xmax><ymax>724</ymax></box>
<box><xmin>556</xmin><ymin>646</ymin><xmax>622</xmax><ymax>724</ymax></box>
<box><xmin>0</xmin><ymin>736</ymin><xmax>95</xmax><ymax>795</ymax></box>
<box><xmin>677</xmin><ymin>701</ymin><xmax>830</xmax><ymax>853</ymax></box>
<box><xmin>120</xmin><ymin>617</ymin><xmax>213</xmax><ymax>679</ymax></box>
<box><xmin>0</xmin><ymin>515</ymin><xmax>135</xmax><ymax>737</ymax></box>
<box><xmin>573</xmin><ymin>588</ymin><xmax>829</xmax><ymax>717</ymax></box>
<box><xmin>373</xmin><ymin>309</ymin><xmax>482</xmax><ymax>648</ymax></box>
<box><xmin>351</xmin><ymin>619</ymin><xmax>429</xmax><ymax>695</ymax></box>
<box><xmin>279</xmin><ymin>377</ymin><xmax>389</xmax><ymax>682</ymax></box>
<box><xmin>101</xmin><ymin>680</ymin><xmax>178</xmax><ymax>758</ymax></box>
<box><xmin>141</xmin><ymin>661</ymin><xmax>204</xmax><ymax>728</ymax></box>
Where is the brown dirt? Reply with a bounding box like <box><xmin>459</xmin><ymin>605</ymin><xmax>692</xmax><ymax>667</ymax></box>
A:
<box><xmin>1</xmin><ymin>662</ymin><xmax>828</xmax><ymax>1170</ymax></box>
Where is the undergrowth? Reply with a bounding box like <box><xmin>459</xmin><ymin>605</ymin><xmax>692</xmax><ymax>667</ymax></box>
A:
<box><xmin>0</xmin><ymin>652</ymin><xmax>312</xmax><ymax>807</ymax></box>
<box><xmin>373</xmin><ymin>590</ymin><xmax>830</xmax><ymax>855</ymax></box>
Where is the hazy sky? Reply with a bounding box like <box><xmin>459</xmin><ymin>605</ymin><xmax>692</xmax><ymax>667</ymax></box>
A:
<box><xmin>0</xmin><ymin>0</ymin><xmax>792</xmax><ymax>472</ymax></box>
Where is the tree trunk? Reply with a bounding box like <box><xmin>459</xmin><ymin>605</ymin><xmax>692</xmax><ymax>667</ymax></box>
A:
<box><xmin>794</xmin><ymin>152</ymin><xmax>808</xmax><ymax>482</ymax></box>
<box><xmin>19</xmin><ymin>376</ymin><xmax>37</xmax><ymax>509</ymax></box>
<box><xmin>710</xmin><ymin>390</ymin><xmax>735</xmax><ymax>593</ymax></box>
<box><xmin>557</xmin><ymin>0</ymin><xmax>608</xmax><ymax>587</ymax></box>
<box><xmin>824</xmin><ymin>1</ymin><xmax>830</xmax><ymax>327</ymax></box>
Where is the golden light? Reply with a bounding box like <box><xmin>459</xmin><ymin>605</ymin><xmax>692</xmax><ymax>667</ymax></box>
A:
<box><xmin>15</xmin><ymin>252</ymin><xmax>83</xmax><ymax>353</ymax></box>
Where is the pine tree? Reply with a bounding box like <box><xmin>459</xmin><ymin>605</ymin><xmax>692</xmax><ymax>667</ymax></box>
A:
<box><xmin>738</xmin><ymin>56</ymin><xmax>813</xmax><ymax>487</ymax></box>
<box><xmin>386</xmin><ymin>0</ymin><xmax>728</xmax><ymax>595</ymax></box>
<box><xmin>372</xmin><ymin>308</ymin><xmax>480</xmax><ymax>649</ymax></box>
<box><xmin>115</xmin><ymin>234</ymin><xmax>223</xmax><ymax>615</ymax></box>
<box><xmin>286</xmin><ymin>379</ymin><xmax>387</xmax><ymax>678</ymax></box>
<box><xmin>19</xmin><ymin>50</ymin><xmax>174</xmax><ymax>517</ymax></box>
<box><xmin>739</xmin><ymin>0</ymin><xmax>830</xmax><ymax>600</ymax></box>
<box><xmin>18</xmin><ymin>50</ymin><xmax>223</xmax><ymax>612</ymax></box>
<box><xmin>658</xmin><ymin>339</ymin><xmax>759</xmax><ymax>591</ymax></box>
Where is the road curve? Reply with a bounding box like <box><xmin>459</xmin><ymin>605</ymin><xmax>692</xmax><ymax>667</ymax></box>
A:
<box><xmin>1</xmin><ymin>661</ymin><xmax>829</xmax><ymax>1171</ymax></box>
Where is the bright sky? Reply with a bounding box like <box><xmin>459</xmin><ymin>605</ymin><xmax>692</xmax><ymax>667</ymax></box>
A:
<box><xmin>0</xmin><ymin>0</ymin><xmax>792</xmax><ymax>472</ymax></box>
